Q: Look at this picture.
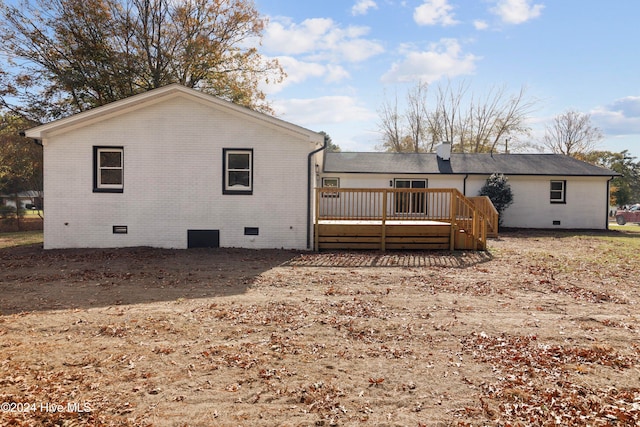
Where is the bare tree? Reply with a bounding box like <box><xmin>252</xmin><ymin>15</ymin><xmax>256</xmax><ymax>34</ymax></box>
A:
<box><xmin>405</xmin><ymin>82</ymin><xmax>428</xmax><ymax>153</ymax></box>
<box><xmin>377</xmin><ymin>80</ymin><xmax>536</xmax><ymax>153</ymax></box>
<box><xmin>542</xmin><ymin>110</ymin><xmax>604</xmax><ymax>157</ymax></box>
<box><xmin>432</xmin><ymin>79</ymin><xmax>466</xmax><ymax>151</ymax></box>
<box><xmin>377</xmin><ymin>91</ymin><xmax>404</xmax><ymax>152</ymax></box>
<box><xmin>435</xmin><ymin>82</ymin><xmax>535</xmax><ymax>153</ymax></box>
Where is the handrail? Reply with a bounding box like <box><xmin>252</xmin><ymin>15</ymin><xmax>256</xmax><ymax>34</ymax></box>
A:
<box><xmin>452</xmin><ymin>189</ymin><xmax>487</xmax><ymax>250</ymax></box>
<box><xmin>468</xmin><ymin>196</ymin><xmax>499</xmax><ymax>237</ymax></box>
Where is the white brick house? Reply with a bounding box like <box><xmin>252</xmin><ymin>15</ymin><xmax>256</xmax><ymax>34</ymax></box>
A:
<box><xmin>25</xmin><ymin>85</ymin><xmax>324</xmax><ymax>249</ymax></box>
<box><xmin>319</xmin><ymin>149</ymin><xmax>619</xmax><ymax>230</ymax></box>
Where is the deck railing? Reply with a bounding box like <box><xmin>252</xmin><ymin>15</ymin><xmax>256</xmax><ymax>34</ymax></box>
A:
<box><xmin>317</xmin><ymin>188</ymin><xmax>455</xmax><ymax>221</ymax></box>
<box><xmin>468</xmin><ymin>196</ymin><xmax>499</xmax><ymax>237</ymax></box>
<box><xmin>316</xmin><ymin>188</ymin><xmax>492</xmax><ymax>250</ymax></box>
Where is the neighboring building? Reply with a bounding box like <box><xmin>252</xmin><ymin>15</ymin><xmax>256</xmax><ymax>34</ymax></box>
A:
<box><xmin>0</xmin><ymin>191</ymin><xmax>43</xmax><ymax>210</ymax></box>
<box><xmin>25</xmin><ymin>84</ymin><xmax>324</xmax><ymax>249</ymax></box>
<box><xmin>319</xmin><ymin>144</ymin><xmax>619</xmax><ymax>230</ymax></box>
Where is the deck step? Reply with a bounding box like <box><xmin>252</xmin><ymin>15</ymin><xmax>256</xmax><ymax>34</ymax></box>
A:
<box><xmin>316</xmin><ymin>222</ymin><xmax>456</xmax><ymax>251</ymax></box>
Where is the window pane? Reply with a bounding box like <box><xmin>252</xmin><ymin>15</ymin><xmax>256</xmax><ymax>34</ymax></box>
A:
<box><xmin>412</xmin><ymin>180</ymin><xmax>426</xmax><ymax>189</ymax></box>
<box><xmin>101</xmin><ymin>169</ymin><xmax>123</xmax><ymax>185</ymax></box>
<box><xmin>323</xmin><ymin>178</ymin><xmax>338</xmax><ymax>188</ymax></box>
<box><xmin>100</xmin><ymin>151</ymin><xmax>122</xmax><ymax>167</ymax></box>
<box><xmin>228</xmin><ymin>153</ymin><xmax>250</xmax><ymax>170</ymax></box>
<box><xmin>395</xmin><ymin>180</ymin><xmax>410</xmax><ymax>188</ymax></box>
<box><xmin>550</xmin><ymin>181</ymin><xmax>563</xmax><ymax>191</ymax></box>
<box><xmin>228</xmin><ymin>171</ymin><xmax>250</xmax><ymax>188</ymax></box>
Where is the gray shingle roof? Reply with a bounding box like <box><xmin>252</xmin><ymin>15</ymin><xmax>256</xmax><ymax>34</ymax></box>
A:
<box><xmin>323</xmin><ymin>152</ymin><xmax>619</xmax><ymax>176</ymax></box>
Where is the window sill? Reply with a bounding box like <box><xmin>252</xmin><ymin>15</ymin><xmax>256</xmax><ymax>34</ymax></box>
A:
<box><xmin>93</xmin><ymin>188</ymin><xmax>124</xmax><ymax>193</ymax></box>
<box><xmin>223</xmin><ymin>190</ymin><xmax>253</xmax><ymax>195</ymax></box>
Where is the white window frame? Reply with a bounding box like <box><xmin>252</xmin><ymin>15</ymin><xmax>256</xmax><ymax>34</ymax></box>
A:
<box><xmin>550</xmin><ymin>180</ymin><xmax>566</xmax><ymax>204</ymax></box>
<box><xmin>394</xmin><ymin>179</ymin><xmax>427</xmax><ymax>214</ymax></box>
<box><xmin>223</xmin><ymin>149</ymin><xmax>253</xmax><ymax>195</ymax></box>
<box><xmin>321</xmin><ymin>177</ymin><xmax>340</xmax><ymax>197</ymax></box>
<box><xmin>94</xmin><ymin>147</ymin><xmax>124</xmax><ymax>192</ymax></box>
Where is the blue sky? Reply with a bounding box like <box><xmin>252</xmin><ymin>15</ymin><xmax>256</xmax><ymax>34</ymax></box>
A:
<box><xmin>254</xmin><ymin>0</ymin><xmax>640</xmax><ymax>157</ymax></box>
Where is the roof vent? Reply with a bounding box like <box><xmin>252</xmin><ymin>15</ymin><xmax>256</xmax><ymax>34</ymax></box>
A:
<box><xmin>436</xmin><ymin>141</ymin><xmax>451</xmax><ymax>161</ymax></box>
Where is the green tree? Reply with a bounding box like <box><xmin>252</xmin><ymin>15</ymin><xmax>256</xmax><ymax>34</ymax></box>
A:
<box><xmin>319</xmin><ymin>131</ymin><xmax>341</xmax><ymax>152</ymax></box>
<box><xmin>0</xmin><ymin>0</ymin><xmax>284</xmax><ymax>121</ymax></box>
<box><xmin>0</xmin><ymin>113</ymin><xmax>43</xmax><ymax>230</ymax></box>
<box><xmin>479</xmin><ymin>173</ymin><xmax>513</xmax><ymax>227</ymax></box>
<box><xmin>581</xmin><ymin>150</ymin><xmax>640</xmax><ymax>206</ymax></box>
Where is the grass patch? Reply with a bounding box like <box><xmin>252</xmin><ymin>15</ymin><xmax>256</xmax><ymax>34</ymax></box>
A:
<box><xmin>609</xmin><ymin>222</ymin><xmax>640</xmax><ymax>234</ymax></box>
<box><xmin>600</xmin><ymin>225</ymin><xmax>640</xmax><ymax>252</ymax></box>
<box><xmin>0</xmin><ymin>230</ymin><xmax>43</xmax><ymax>249</ymax></box>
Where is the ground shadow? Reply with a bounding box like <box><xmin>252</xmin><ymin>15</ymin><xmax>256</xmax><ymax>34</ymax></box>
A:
<box><xmin>284</xmin><ymin>249</ymin><xmax>493</xmax><ymax>268</ymax></box>
<box><xmin>1</xmin><ymin>244</ymin><xmax>495</xmax><ymax>315</ymax></box>
<box><xmin>0</xmin><ymin>245</ymin><xmax>300</xmax><ymax>315</ymax></box>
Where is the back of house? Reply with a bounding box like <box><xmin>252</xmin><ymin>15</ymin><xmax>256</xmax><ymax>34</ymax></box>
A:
<box><xmin>319</xmin><ymin>150</ymin><xmax>619</xmax><ymax>230</ymax></box>
<box><xmin>25</xmin><ymin>85</ymin><xmax>324</xmax><ymax>250</ymax></box>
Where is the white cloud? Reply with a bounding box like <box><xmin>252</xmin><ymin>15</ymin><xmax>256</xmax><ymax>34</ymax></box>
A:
<box><xmin>272</xmin><ymin>96</ymin><xmax>377</xmax><ymax>128</ymax></box>
<box><xmin>264</xmin><ymin>18</ymin><xmax>334</xmax><ymax>56</ymax></box>
<box><xmin>381</xmin><ymin>39</ymin><xmax>479</xmax><ymax>83</ymax></box>
<box><xmin>474</xmin><ymin>20</ymin><xmax>489</xmax><ymax>30</ymax></box>
<box><xmin>261</xmin><ymin>56</ymin><xmax>350</xmax><ymax>95</ymax></box>
<box><xmin>490</xmin><ymin>0</ymin><xmax>544</xmax><ymax>24</ymax></box>
<box><xmin>332</xmin><ymin>38</ymin><xmax>385</xmax><ymax>63</ymax></box>
<box><xmin>325</xmin><ymin>64</ymin><xmax>351</xmax><ymax>83</ymax></box>
<box><xmin>414</xmin><ymin>0</ymin><xmax>459</xmax><ymax>26</ymax></box>
<box><xmin>263</xmin><ymin>17</ymin><xmax>384</xmax><ymax>63</ymax></box>
<box><xmin>352</xmin><ymin>0</ymin><xmax>378</xmax><ymax>16</ymax></box>
<box><xmin>592</xmin><ymin>96</ymin><xmax>640</xmax><ymax>135</ymax></box>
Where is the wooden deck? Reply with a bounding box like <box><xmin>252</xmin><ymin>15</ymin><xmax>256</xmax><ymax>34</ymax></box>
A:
<box><xmin>315</xmin><ymin>188</ymin><xmax>498</xmax><ymax>251</ymax></box>
<box><xmin>317</xmin><ymin>220</ymin><xmax>451</xmax><ymax>250</ymax></box>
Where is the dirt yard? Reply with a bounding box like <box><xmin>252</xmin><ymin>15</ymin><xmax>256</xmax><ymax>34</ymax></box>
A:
<box><xmin>1</xmin><ymin>230</ymin><xmax>639</xmax><ymax>426</ymax></box>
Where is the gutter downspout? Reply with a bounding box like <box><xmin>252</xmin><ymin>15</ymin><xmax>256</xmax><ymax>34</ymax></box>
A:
<box><xmin>606</xmin><ymin>176</ymin><xmax>615</xmax><ymax>230</ymax></box>
<box><xmin>463</xmin><ymin>174</ymin><xmax>469</xmax><ymax>196</ymax></box>
<box><xmin>307</xmin><ymin>135</ymin><xmax>328</xmax><ymax>249</ymax></box>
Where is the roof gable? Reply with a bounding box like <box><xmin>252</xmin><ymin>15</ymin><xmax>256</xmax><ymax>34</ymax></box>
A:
<box><xmin>25</xmin><ymin>84</ymin><xmax>323</xmax><ymax>143</ymax></box>
<box><xmin>323</xmin><ymin>152</ymin><xmax>619</xmax><ymax>177</ymax></box>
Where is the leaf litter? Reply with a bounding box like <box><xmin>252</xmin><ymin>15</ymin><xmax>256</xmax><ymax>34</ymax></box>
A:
<box><xmin>0</xmin><ymin>231</ymin><xmax>639</xmax><ymax>426</ymax></box>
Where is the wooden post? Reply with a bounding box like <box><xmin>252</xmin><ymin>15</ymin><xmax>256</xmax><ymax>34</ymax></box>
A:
<box><xmin>449</xmin><ymin>190</ymin><xmax>457</xmax><ymax>251</ymax></box>
<box><xmin>381</xmin><ymin>189</ymin><xmax>387</xmax><ymax>251</ymax></box>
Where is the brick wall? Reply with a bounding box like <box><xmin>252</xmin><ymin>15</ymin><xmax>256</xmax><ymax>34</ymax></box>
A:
<box><xmin>43</xmin><ymin>93</ymin><xmax>319</xmax><ymax>249</ymax></box>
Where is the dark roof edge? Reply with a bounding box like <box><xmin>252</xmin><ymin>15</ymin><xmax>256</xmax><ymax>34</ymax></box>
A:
<box><xmin>322</xmin><ymin>170</ymin><xmax>621</xmax><ymax>177</ymax></box>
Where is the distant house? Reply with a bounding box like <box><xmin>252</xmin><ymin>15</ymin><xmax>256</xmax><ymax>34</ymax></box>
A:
<box><xmin>0</xmin><ymin>191</ymin><xmax>43</xmax><ymax>210</ymax></box>
<box><xmin>25</xmin><ymin>84</ymin><xmax>324</xmax><ymax>249</ymax></box>
<box><xmin>318</xmin><ymin>144</ymin><xmax>619</xmax><ymax>230</ymax></box>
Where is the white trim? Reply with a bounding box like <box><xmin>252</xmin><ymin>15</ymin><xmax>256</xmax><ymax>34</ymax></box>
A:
<box><xmin>97</xmin><ymin>148</ymin><xmax>124</xmax><ymax>190</ymax></box>
<box><xmin>550</xmin><ymin>180</ymin><xmax>566</xmax><ymax>203</ymax></box>
<box><xmin>25</xmin><ymin>84</ymin><xmax>324</xmax><ymax>144</ymax></box>
<box><xmin>224</xmin><ymin>149</ymin><xmax>253</xmax><ymax>193</ymax></box>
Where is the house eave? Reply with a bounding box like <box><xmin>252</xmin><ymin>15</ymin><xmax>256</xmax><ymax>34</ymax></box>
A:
<box><xmin>25</xmin><ymin>84</ymin><xmax>324</xmax><ymax>144</ymax></box>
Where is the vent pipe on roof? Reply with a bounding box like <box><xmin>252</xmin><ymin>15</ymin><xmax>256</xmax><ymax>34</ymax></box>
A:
<box><xmin>436</xmin><ymin>141</ymin><xmax>451</xmax><ymax>161</ymax></box>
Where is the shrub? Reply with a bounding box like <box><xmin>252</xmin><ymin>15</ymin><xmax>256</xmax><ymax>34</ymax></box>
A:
<box><xmin>0</xmin><ymin>205</ymin><xmax>16</xmax><ymax>219</ymax></box>
<box><xmin>479</xmin><ymin>173</ymin><xmax>514</xmax><ymax>226</ymax></box>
